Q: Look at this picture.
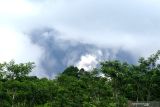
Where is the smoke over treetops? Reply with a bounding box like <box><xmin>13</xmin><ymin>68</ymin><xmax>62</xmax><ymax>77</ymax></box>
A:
<box><xmin>28</xmin><ymin>28</ymin><xmax>136</xmax><ymax>78</ymax></box>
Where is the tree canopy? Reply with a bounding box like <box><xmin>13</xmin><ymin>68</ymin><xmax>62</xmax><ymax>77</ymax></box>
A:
<box><xmin>0</xmin><ymin>51</ymin><xmax>160</xmax><ymax>107</ymax></box>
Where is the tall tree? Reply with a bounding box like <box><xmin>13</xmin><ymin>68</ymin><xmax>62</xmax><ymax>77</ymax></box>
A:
<box><xmin>5</xmin><ymin>60</ymin><xmax>35</xmax><ymax>79</ymax></box>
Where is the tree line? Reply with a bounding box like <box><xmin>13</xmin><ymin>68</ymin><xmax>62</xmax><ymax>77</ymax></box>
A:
<box><xmin>0</xmin><ymin>51</ymin><xmax>160</xmax><ymax>107</ymax></box>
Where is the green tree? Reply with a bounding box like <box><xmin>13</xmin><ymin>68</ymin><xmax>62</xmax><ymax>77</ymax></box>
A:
<box><xmin>5</xmin><ymin>60</ymin><xmax>35</xmax><ymax>79</ymax></box>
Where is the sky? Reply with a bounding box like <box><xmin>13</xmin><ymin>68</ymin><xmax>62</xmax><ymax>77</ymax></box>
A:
<box><xmin>0</xmin><ymin>0</ymin><xmax>160</xmax><ymax>78</ymax></box>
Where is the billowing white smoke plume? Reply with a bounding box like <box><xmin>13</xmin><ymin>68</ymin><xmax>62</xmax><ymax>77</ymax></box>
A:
<box><xmin>76</xmin><ymin>50</ymin><xmax>103</xmax><ymax>71</ymax></box>
<box><xmin>76</xmin><ymin>54</ymin><xmax>98</xmax><ymax>71</ymax></box>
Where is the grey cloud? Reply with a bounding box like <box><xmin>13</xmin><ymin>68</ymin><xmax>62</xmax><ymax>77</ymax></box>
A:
<box><xmin>29</xmin><ymin>28</ymin><xmax>136</xmax><ymax>78</ymax></box>
<box><xmin>36</xmin><ymin>0</ymin><xmax>160</xmax><ymax>34</ymax></box>
<box><xmin>24</xmin><ymin>0</ymin><xmax>160</xmax><ymax>57</ymax></box>
<box><xmin>10</xmin><ymin>0</ymin><xmax>160</xmax><ymax>58</ymax></box>
<box><xmin>0</xmin><ymin>0</ymin><xmax>158</xmax><ymax>78</ymax></box>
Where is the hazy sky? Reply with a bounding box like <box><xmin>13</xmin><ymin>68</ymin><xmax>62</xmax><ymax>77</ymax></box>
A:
<box><xmin>0</xmin><ymin>0</ymin><xmax>160</xmax><ymax>77</ymax></box>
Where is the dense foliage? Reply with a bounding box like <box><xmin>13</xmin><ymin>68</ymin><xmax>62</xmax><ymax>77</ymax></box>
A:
<box><xmin>0</xmin><ymin>51</ymin><xmax>160</xmax><ymax>107</ymax></box>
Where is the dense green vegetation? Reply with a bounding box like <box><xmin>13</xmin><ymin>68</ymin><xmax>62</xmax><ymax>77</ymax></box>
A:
<box><xmin>0</xmin><ymin>51</ymin><xmax>160</xmax><ymax>107</ymax></box>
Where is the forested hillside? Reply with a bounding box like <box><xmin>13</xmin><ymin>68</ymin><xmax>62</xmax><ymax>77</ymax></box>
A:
<box><xmin>0</xmin><ymin>51</ymin><xmax>160</xmax><ymax>107</ymax></box>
